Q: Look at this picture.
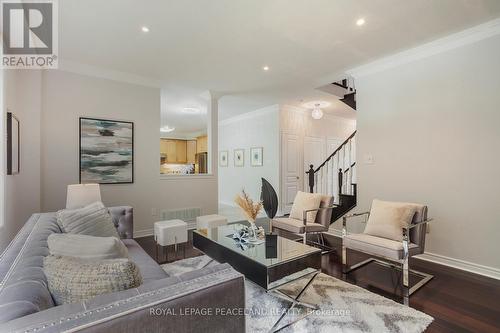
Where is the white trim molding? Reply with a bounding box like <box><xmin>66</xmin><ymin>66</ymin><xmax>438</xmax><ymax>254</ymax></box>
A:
<box><xmin>347</xmin><ymin>18</ymin><xmax>500</xmax><ymax>78</ymax></box>
<box><xmin>218</xmin><ymin>104</ymin><xmax>279</xmax><ymax>126</ymax></box>
<box><xmin>59</xmin><ymin>60</ymin><xmax>163</xmax><ymax>88</ymax></box>
<box><xmin>134</xmin><ymin>228</ymin><xmax>154</xmax><ymax>238</ymax></box>
<box><xmin>415</xmin><ymin>252</ymin><xmax>500</xmax><ymax>280</ymax></box>
<box><xmin>281</xmin><ymin>104</ymin><xmax>356</xmax><ymax>123</ymax></box>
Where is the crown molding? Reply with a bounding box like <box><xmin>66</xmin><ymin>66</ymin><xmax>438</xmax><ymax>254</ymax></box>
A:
<box><xmin>282</xmin><ymin>104</ymin><xmax>356</xmax><ymax>123</ymax></box>
<box><xmin>347</xmin><ymin>18</ymin><xmax>500</xmax><ymax>78</ymax></box>
<box><xmin>218</xmin><ymin>104</ymin><xmax>279</xmax><ymax>126</ymax></box>
<box><xmin>58</xmin><ymin>60</ymin><xmax>163</xmax><ymax>88</ymax></box>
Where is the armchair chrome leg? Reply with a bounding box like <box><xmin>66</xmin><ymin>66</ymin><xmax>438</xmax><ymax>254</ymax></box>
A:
<box><xmin>341</xmin><ymin>244</ymin><xmax>347</xmax><ymax>274</ymax></box>
<box><xmin>303</xmin><ymin>232</ymin><xmax>307</xmax><ymax>245</ymax></box>
<box><xmin>403</xmin><ymin>260</ymin><xmax>410</xmax><ymax>306</ymax></box>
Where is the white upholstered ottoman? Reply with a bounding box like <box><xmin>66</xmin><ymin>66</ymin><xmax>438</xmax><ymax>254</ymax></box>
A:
<box><xmin>196</xmin><ymin>214</ymin><xmax>228</xmax><ymax>229</ymax></box>
<box><xmin>154</xmin><ymin>219</ymin><xmax>188</xmax><ymax>263</ymax></box>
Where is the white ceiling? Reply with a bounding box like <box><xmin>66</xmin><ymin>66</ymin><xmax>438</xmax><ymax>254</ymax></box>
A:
<box><xmin>59</xmin><ymin>0</ymin><xmax>500</xmax><ymax>123</ymax></box>
<box><xmin>160</xmin><ymin>86</ymin><xmax>208</xmax><ymax>138</ymax></box>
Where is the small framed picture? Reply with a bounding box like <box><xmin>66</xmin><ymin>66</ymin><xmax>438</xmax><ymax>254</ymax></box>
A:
<box><xmin>250</xmin><ymin>147</ymin><xmax>263</xmax><ymax>167</ymax></box>
<box><xmin>234</xmin><ymin>149</ymin><xmax>244</xmax><ymax>167</ymax></box>
<box><xmin>219</xmin><ymin>151</ymin><xmax>228</xmax><ymax>167</ymax></box>
<box><xmin>7</xmin><ymin>112</ymin><xmax>20</xmax><ymax>175</ymax></box>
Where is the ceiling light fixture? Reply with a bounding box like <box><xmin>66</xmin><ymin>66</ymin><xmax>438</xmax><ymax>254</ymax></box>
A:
<box><xmin>141</xmin><ymin>26</ymin><xmax>150</xmax><ymax>33</ymax></box>
<box><xmin>356</xmin><ymin>18</ymin><xmax>365</xmax><ymax>26</ymax></box>
<box><xmin>183</xmin><ymin>107</ymin><xmax>200</xmax><ymax>114</ymax></box>
<box><xmin>160</xmin><ymin>126</ymin><xmax>175</xmax><ymax>133</ymax></box>
<box><xmin>263</xmin><ymin>66</ymin><xmax>270</xmax><ymax>71</ymax></box>
<box><xmin>302</xmin><ymin>100</ymin><xmax>330</xmax><ymax>120</ymax></box>
<box><xmin>311</xmin><ymin>104</ymin><xmax>324</xmax><ymax>120</ymax></box>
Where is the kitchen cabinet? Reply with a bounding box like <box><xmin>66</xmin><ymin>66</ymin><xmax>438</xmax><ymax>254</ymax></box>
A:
<box><xmin>196</xmin><ymin>135</ymin><xmax>208</xmax><ymax>153</ymax></box>
<box><xmin>187</xmin><ymin>140</ymin><xmax>196</xmax><ymax>163</ymax></box>
<box><xmin>176</xmin><ymin>140</ymin><xmax>187</xmax><ymax>163</ymax></box>
<box><xmin>160</xmin><ymin>139</ymin><xmax>194</xmax><ymax>163</ymax></box>
<box><xmin>164</xmin><ymin>140</ymin><xmax>177</xmax><ymax>163</ymax></box>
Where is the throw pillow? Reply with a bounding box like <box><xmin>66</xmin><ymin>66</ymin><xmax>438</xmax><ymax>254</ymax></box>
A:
<box><xmin>363</xmin><ymin>199</ymin><xmax>417</xmax><ymax>241</ymax></box>
<box><xmin>56</xmin><ymin>201</ymin><xmax>119</xmax><ymax>238</ymax></box>
<box><xmin>289</xmin><ymin>191</ymin><xmax>324</xmax><ymax>223</ymax></box>
<box><xmin>44</xmin><ymin>255</ymin><xmax>142</xmax><ymax>305</ymax></box>
<box><xmin>48</xmin><ymin>233</ymin><xmax>128</xmax><ymax>260</ymax></box>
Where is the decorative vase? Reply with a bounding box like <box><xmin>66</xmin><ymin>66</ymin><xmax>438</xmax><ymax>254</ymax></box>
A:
<box><xmin>248</xmin><ymin>220</ymin><xmax>259</xmax><ymax>242</ymax></box>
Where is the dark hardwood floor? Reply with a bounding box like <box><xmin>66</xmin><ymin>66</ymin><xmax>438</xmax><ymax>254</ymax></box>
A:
<box><xmin>135</xmin><ymin>230</ymin><xmax>500</xmax><ymax>333</ymax></box>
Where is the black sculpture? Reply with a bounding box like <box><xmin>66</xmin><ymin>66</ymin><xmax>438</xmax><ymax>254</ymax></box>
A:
<box><xmin>261</xmin><ymin>178</ymin><xmax>278</xmax><ymax>219</ymax></box>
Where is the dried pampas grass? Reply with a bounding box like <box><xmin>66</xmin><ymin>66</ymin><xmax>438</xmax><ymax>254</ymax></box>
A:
<box><xmin>234</xmin><ymin>190</ymin><xmax>263</xmax><ymax>222</ymax></box>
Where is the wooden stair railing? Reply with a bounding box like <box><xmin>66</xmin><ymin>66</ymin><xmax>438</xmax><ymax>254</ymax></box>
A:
<box><xmin>306</xmin><ymin>131</ymin><xmax>357</xmax><ymax>224</ymax></box>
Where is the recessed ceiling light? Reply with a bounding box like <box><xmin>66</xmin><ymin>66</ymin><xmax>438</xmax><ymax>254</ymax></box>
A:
<box><xmin>183</xmin><ymin>107</ymin><xmax>200</xmax><ymax>114</ymax></box>
<box><xmin>141</xmin><ymin>26</ymin><xmax>150</xmax><ymax>33</ymax></box>
<box><xmin>160</xmin><ymin>126</ymin><xmax>175</xmax><ymax>133</ymax></box>
<box><xmin>356</xmin><ymin>18</ymin><xmax>365</xmax><ymax>26</ymax></box>
<box><xmin>263</xmin><ymin>66</ymin><xmax>270</xmax><ymax>71</ymax></box>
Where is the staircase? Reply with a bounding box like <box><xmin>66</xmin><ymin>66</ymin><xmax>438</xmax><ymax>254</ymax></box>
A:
<box><xmin>306</xmin><ymin>131</ymin><xmax>357</xmax><ymax>224</ymax></box>
<box><xmin>332</xmin><ymin>78</ymin><xmax>357</xmax><ymax>110</ymax></box>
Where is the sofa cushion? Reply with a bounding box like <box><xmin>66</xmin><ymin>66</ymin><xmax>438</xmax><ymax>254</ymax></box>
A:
<box><xmin>123</xmin><ymin>239</ymin><xmax>169</xmax><ymax>283</ymax></box>
<box><xmin>48</xmin><ymin>233</ymin><xmax>128</xmax><ymax>260</ymax></box>
<box><xmin>344</xmin><ymin>234</ymin><xmax>420</xmax><ymax>260</ymax></box>
<box><xmin>272</xmin><ymin>217</ymin><xmax>328</xmax><ymax>234</ymax></box>
<box><xmin>44</xmin><ymin>255</ymin><xmax>143</xmax><ymax>305</ymax></box>
<box><xmin>289</xmin><ymin>191</ymin><xmax>323</xmax><ymax>223</ymax></box>
<box><xmin>363</xmin><ymin>199</ymin><xmax>417</xmax><ymax>241</ymax></box>
<box><xmin>57</xmin><ymin>201</ymin><xmax>119</xmax><ymax>238</ymax></box>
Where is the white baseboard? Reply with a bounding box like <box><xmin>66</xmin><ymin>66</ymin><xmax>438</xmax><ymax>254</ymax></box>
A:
<box><xmin>134</xmin><ymin>220</ymin><xmax>197</xmax><ymax>239</ymax></box>
<box><xmin>324</xmin><ymin>229</ymin><xmax>500</xmax><ymax>280</ymax></box>
<box><xmin>134</xmin><ymin>228</ymin><xmax>154</xmax><ymax>238</ymax></box>
<box><xmin>415</xmin><ymin>252</ymin><xmax>500</xmax><ymax>280</ymax></box>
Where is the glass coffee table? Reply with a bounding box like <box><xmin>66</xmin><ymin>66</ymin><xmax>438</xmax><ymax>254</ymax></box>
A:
<box><xmin>193</xmin><ymin>219</ymin><xmax>322</xmax><ymax>332</ymax></box>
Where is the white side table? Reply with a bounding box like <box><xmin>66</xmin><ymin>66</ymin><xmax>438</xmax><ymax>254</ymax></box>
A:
<box><xmin>196</xmin><ymin>214</ymin><xmax>228</xmax><ymax>229</ymax></box>
<box><xmin>154</xmin><ymin>219</ymin><xmax>188</xmax><ymax>263</ymax></box>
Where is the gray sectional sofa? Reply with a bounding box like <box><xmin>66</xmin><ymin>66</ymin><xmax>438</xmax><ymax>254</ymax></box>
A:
<box><xmin>0</xmin><ymin>207</ymin><xmax>245</xmax><ymax>333</ymax></box>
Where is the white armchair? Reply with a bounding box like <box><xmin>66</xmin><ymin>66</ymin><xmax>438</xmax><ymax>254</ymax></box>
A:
<box><xmin>271</xmin><ymin>191</ymin><xmax>336</xmax><ymax>251</ymax></box>
<box><xmin>342</xmin><ymin>200</ymin><xmax>433</xmax><ymax>305</ymax></box>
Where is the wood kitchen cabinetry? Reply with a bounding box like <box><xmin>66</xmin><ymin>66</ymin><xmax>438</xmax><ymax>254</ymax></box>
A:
<box><xmin>196</xmin><ymin>135</ymin><xmax>208</xmax><ymax>153</ymax></box>
<box><xmin>187</xmin><ymin>140</ymin><xmax>196</xmax><ymax>163</ymax></box>
<box><xmin>160</xmin><ymin>138</ymin><xmax>197</xmax><ymax>164</ymax></box>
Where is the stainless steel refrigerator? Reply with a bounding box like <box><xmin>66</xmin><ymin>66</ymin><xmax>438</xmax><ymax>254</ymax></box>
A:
<box><xmin>196</xmin><ymin>152</ymin><xmax>208</xmax><ymax>174</ymax></box>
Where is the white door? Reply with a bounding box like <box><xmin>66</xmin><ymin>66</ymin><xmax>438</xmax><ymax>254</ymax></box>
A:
<box><xmin>304</xmin><ymin>136</ymin><xmax>326</xmax><ymax>193</ymax></box>
<box><xmin>281</xmin><ymin>133</ymin><xmax>302</xmax><ymax>213</ymax></box>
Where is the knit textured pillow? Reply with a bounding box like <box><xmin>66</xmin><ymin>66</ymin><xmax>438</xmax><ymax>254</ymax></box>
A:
<box><xmin>56</xmin><ymin>201</ymin><xmax>119</xmax><ymax>238</ymax></box>
<box><xmin>44</xmin><ymin>255</ymin><xmax>142</xmax><ymax>305</ymax></box>
<box><xmin>48</xmin><ymin>233</ymin><xmax>128</xmax><ymax>260</ymax></box>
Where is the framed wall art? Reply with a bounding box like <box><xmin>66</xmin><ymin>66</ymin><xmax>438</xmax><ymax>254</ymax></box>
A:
<box><xmin>219</xmin><ymin>150</ymin><xmax>228</xmax><ymax>167</ymax></box>
<box><xmin>250</xmin><ymin>147</ymin><xmax>263</xmax><ymax>167</ymax></box>
<box><xmin>80</xmin><ymin>117</ymin><xmax>134</xmax><ymax>184</ymax></box>
<box><xmin>7</xmin><ymin>112</ymin><xmax>20</xmax><ymax>175</ymax></box>
<box><xmin>234</xmin><ymin>149</ymin><xmax>244</xmax><ymax>167</ymax></box>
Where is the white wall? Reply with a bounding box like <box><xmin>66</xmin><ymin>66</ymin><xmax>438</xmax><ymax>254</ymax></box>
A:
<box><xmin>218</xmin><ymin>105</ymin><xmax>280</xmax><ymax>205</ymax></box>
<box><xmin>0</xmin><ymin>70</ymin><xmax>42</xmax><ymax>251</ymax></box>
<box><xmin>41</xmin><ymin>70</ymin><xmax>218</xmax><ymax>235</ymax></box>
<box><xmin>352</xmin><ymin>33</ymin><xmax>500</xmax><ymax>273</ymax></box>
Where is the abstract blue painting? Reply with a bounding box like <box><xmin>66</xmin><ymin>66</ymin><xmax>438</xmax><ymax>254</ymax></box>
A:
<box><xmin>79</xmin><ymin>117</ymin><xmax>134</xmax><ymax>184</ymax></box>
